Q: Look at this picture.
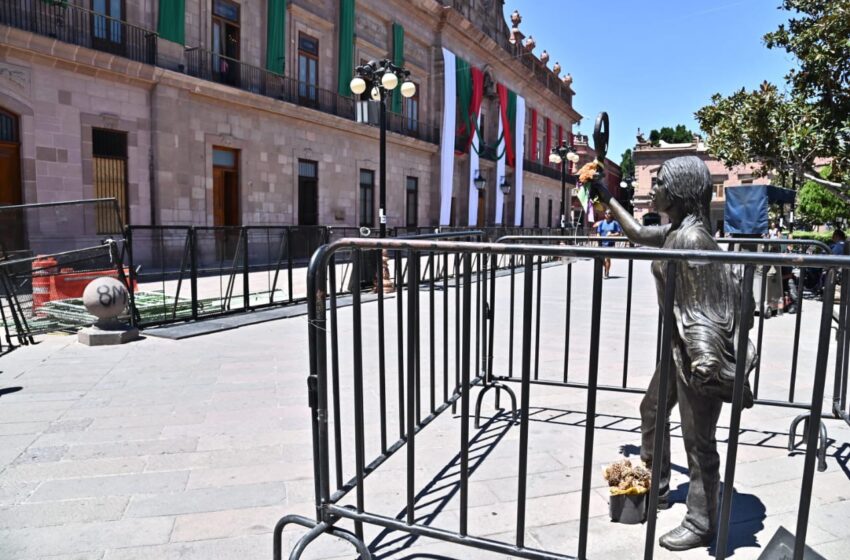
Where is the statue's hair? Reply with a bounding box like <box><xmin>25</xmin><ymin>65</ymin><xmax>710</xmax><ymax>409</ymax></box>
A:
<box><xmin>658</xmin><ymin>156</ymin><xmax>712</xmax><ymax>225</ymax></box>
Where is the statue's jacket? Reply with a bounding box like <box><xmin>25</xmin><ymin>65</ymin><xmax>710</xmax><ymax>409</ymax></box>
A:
<box><xmin>651</xmin><ymin>215</ymin><xmax>757</xmax><ymax>407</ymax></box>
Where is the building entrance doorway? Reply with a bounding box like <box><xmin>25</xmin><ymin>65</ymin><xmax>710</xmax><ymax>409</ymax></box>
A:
<box><xmin>212</xmin><ymin>147</ymin><xmax>240</xmax><ymax>227</ymax></box>
<box><xmin>0</xmin><ymin>108</ymin><xmax>23</xmax><ymax>253</ymax></box>
<box><xmin>212</xmin><ymin>147</ymin><xmax>240</xmax><ymax>259</ymax></box>
<box><xmin>476</xmin><ymin>189</ymin><xmax>486</xmax><ymax>227</ymax></box>
<box><xmin>298</xmin><ymin>160</ymin><xmax>318</xmax><ymax>226</ymax></box>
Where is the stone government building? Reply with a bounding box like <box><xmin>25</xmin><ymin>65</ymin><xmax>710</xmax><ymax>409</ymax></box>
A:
<box><xmin>0</xmin><ymin>0</ymin><xmax>626</xmax><ymax>238</ymax></box>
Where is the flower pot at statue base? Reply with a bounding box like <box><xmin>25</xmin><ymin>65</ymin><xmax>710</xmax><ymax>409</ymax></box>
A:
<box><xmin>609</xmin><ymin>493</ymin><xmax>647</xmax><ymax>524</ymax></box>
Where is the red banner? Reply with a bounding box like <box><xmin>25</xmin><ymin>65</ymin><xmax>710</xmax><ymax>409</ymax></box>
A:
<box><xmin>466</xmin><ymin>67</ymin><xmax>485</xmax><ymax>150</ymax></box>
<box><xmin>530</xmin><ymin>109</ymin><xmax>538</xmax><ymax>160</ymax></box>
<box><xmin>497</xmin><ymin>83</ymin><xmax>515</xmax><ymax>167</ymax></box>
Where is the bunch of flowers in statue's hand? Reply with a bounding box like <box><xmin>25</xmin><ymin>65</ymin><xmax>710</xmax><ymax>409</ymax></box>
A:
<box><xmin>578</xmin><ymin>161</ymin><xmax>602</xmax><ymax>184</ymax></box>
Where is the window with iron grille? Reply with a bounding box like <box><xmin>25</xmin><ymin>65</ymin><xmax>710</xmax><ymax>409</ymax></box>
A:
<box><xmin>298</xmin><ymin>33</ymin><xmax>319</xmax><ymax>103</ymax></box>
<box><xmin>92</xmin><ymin>128</ymin><xmax>128</xmax><ymax>233</ymax></box>
<box><xmin>403</xmin><ymin>83</ymin><xmax>419</xmax><ymax>132</ymax></box>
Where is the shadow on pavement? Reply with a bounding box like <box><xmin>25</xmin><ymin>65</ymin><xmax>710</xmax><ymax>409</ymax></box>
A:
<box><xmin>367</xmin><ymin>413</ymin><xmax>515</xmax><ymax>560</ymax></box>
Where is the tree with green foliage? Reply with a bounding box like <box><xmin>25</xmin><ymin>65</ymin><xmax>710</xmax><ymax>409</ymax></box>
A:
<box><xmin>620</xmin><ymin>148</ymin><xmax>635</xmax><ymax>178</ymax></box>
<box><xmin>695</xmin><ymin>0</ymin><xmax>850</xmax><ymax>204</ymax></box>
<box><xmin>647</xmin><ymin>124</ymin><xmax>697</xmax><ymax>146</ymax></box>
<box><xmin>797</xmin><ymin>166</ymin><xmax>850</xmax><ymax>225</ymax></box>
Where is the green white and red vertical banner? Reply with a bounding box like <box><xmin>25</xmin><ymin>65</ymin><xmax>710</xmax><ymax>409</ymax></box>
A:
<box><xmin>496</xmin><ymin>83</ymin><xmax>517</xmax><ymax>224</ymax></box>
<box><xmin>439</xmin><ymin>48</ymin><xmax>456</xmax><ymax>225</ymax></box>
<box><xmin>439</xmin><ymin>54</ymin><xmax>525</xmax><ymax>225</ymax></box>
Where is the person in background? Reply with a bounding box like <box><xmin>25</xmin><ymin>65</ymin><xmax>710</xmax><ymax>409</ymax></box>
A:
<box><xmin>814</xmin><ymin>229</ymin><xmax>845</xmax><ymax>297</ymax></box>
<box><xmin>596</xmin><ymin>209</ymin><xmax>622</xmax><ymax>279</ymax></box>
<box><xmin>769</xmin><ymin>221</ymin><xmax>781</xmax><ymax>239</ymax></box>
<box><xmin>831</xmin><ymin>229</ymin><xmax>846</xmax><ymax>255</ymax></box>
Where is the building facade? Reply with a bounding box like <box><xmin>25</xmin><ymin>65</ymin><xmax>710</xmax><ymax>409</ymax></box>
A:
<box><xmin>632</xmin><ymin>133</ymin><xmax>772</xmax><ymax>232</ymax></box>
<box><xmin>0</xmin><ymin>0</ymin><xmax>587</xmax><ymax>235</ymax></box>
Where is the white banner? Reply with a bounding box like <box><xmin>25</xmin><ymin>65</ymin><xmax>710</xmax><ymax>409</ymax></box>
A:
<box><xmin>468</xmin><ymin>114</ymin><xmax>480</xmax><ymax>226</ymax></box>
<box><xmin>439</xmin><ymin>48</ymin><xmax>456</xmax><ymax>225</ymax></box>
<box><xmin>514</xmin><ymin>96</ymin><xmax>526</xmax><ymax>226</ymax></box>
<box><xmin>495</xmin><ymin>115</ymin><xmax>506</xmax><ymax>225</ymax></box>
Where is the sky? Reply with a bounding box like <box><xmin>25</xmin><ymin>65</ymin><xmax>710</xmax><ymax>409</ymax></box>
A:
<box><xmin>502</xmin><ymin>0</ymin><xmax>797</xmax><ymax>165</ymax></box>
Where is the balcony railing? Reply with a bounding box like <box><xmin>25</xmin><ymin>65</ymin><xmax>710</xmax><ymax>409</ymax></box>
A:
<box><xmin>185</xmin><ymin>47</ymin><xmax>357</xmax><ymax>121</ymax></box>
<box><xmin>0</xmin><ymin>0</ymin><xmax>157</xmax><ymax>66</ymax></box>
<box><xmin>385</xmin><ymin>110</ymin><xmax>439</xmax><ymax>144</ymax></box>
<box><xmin>523</xmin><ymin>158</ymin><xmax>573</xmax><ymax>182</ymax></box>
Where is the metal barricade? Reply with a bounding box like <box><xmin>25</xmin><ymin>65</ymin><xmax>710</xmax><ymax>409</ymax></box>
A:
<box><xmin>125</xmin><ymin>225</ymin><xmax>330</xmax><ymax>327</ymax></box>
<box><xmin>275</xmin><ymin>237</ymin><xmax>847</xmax><ymax>560</ymax></box>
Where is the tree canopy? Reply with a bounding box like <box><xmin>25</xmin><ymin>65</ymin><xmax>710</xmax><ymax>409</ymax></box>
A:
<box><xmin>620</xmin><ymin>148</ymin><xmax>635</xmax><ymax>178</ymax></box>
<box><xmin>647</xmin><ymin>125</ymin><xmax>697</xmax><ymax>146</ymax></box>
<box><xmin>695</xmin><ymin>0</ymin><xmax>850</xmax><ymax>203</ymax></box>
<box><xmin>797</xmin><ymin>166</ymin><xmax>850</xmax><ymax>225</ymax></box>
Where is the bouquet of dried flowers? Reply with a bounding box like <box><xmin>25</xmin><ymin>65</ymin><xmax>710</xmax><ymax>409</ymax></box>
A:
<box><xmin>603</xmin><ymin>459</ymin><xmax>651</xmax><ymax>496</ymax></box>
<box><xmin>578</xmin><ymin>160</ymin><xmax>603</xmax><ymax>185</ymax></box>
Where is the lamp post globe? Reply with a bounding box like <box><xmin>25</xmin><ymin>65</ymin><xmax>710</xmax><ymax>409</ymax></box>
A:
<box><xmin>381</xmin><ymin>71</ymin><xmax>399</xmax><ymax>91</ymax></box>
<box><xmin>350</xmin><ymin>77</ymin><xmax>367</xmax><ymax>95</ymax></box>
<box><xmin>400</xmin><ymin>81</ymin><xmax>416</xmax><ymax>98</ymax></box>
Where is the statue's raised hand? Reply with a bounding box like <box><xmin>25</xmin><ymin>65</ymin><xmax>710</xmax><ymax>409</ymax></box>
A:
<box><xmin>578</xmin><ymin>161</ymin><xmax>612</xmax><ymax>204</ymax></box>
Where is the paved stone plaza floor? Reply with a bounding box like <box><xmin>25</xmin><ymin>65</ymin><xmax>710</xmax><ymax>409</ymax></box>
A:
<box><xmin>1</xmin><ymin>258</ymin><xmax>848</xmax><ymax>559</ymax></box>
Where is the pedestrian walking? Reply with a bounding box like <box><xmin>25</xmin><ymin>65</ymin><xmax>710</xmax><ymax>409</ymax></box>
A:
<box><xmin>596</xmin><ymin>209</ymin><xmax>622</xmax><ymax>279</ymax></box>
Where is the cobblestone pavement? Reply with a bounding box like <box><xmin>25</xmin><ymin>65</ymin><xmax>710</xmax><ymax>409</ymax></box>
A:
<box><xmin>1</xmin><ymin>258</ymin><xmax>848</xmax><ymax>559</ymax></box>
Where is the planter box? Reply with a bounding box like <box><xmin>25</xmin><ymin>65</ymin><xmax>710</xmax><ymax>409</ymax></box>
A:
<box><xmin>609</xmin><ymin>493</ymin><xmax>647</xmax><ymax>524</ymax></box>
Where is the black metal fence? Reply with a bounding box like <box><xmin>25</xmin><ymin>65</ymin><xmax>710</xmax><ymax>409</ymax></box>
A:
<box><xmin>0</xmin><ymin>0</ymin><xmax>157</xmax><ymax>65</ymax></box>
<box><xmin>274</xmin><ymin>237</ymin><xmax>849</xmax><ymax>560</ymax></box>
<box><xmin>125</xmin><ymin>225</ymin><xmax>329</xmax><ymax>326</ymax></box>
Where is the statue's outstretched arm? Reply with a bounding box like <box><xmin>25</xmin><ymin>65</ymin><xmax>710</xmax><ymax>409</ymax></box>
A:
<box><xmin>587</xmin><ymin>173</ymin><xmax>668</xmax><ymax>248</ymax></box>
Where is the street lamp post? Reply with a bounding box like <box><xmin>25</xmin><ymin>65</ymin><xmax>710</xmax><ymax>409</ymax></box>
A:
<box><xmin>350</xmin><ymin>59</ymin><xmax>416</xmax><ymax>238</ymax></box>
<box><xmin>548</xmin><ymin>141</ymin><xmax>580</xmax><ymax>232</ymax></box>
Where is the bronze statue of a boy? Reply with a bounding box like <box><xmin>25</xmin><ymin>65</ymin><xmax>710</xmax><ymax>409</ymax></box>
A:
<box><xmin>589</xmin><ymin>155</ymin><xmax>756</xmax><ymax>551</ymax></box>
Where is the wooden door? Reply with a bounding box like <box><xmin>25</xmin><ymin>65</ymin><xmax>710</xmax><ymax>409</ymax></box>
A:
<box><xmin>213</xmin><ymin>168</ymin><xmax>239</xmax><ymax>227</ymax></box>
<box><xmin>0</xmin><ymin>143</ymin><xmax>21</xmax><ymax>206</ymax></box>
<box><xmin>298</xmin><ymin>177</ymin><xmax>318</xmax><ymax>226</ymax></box>
<box><xmin>0</xmin><ymin>116</ymin><xmax>24</xmax><ymax>253</ymax></box>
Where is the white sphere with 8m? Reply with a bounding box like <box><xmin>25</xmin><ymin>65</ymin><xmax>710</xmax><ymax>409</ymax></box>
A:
<box><xmin>82</xmin><ymin>277</ymin><xmax>128</xmax><ymax>322</ymax></box>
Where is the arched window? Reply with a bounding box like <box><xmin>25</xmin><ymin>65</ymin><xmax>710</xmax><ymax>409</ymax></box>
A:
<box><xmin>0</xmin><ymin>109</ymin><xmax>18</xmax><ymax>143</ymax></box>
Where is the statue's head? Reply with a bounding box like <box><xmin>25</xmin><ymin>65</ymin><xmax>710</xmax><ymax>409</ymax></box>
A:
<box><xmin>653</xmin><ymin>156</ymin><xmax>712</xmax><ymax>224</ymax></box>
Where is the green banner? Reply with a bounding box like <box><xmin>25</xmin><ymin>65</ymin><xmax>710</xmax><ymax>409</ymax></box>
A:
<box><xmin>337</xmin><ymin>0</ymin><xmax>355</xmax><ymax>96</ymax></box>
<box><xmin>266</xmin><ymin>0</ymin><xmax>286</xmax><ymax>74</ymax></box>
<box><xmin>391</xmin><ymin>23</ymin><xmax>405</xmax><ymax>114</ymax></box>
<box><xmin>157</xmin><ymin>0</ymin><xmax>185</xmax><ymax>45</ymax></box>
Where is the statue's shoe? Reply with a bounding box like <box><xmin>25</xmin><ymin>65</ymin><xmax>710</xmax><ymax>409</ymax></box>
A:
<box><xmin>659</xmin><ymin>524</ymin><xmax>712</xmax><ymax>551</ymax></box>
<box><xmin>657</xmin><ymin>491</ymin><xmax>671</xmax><ymax>510</ymax></box>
